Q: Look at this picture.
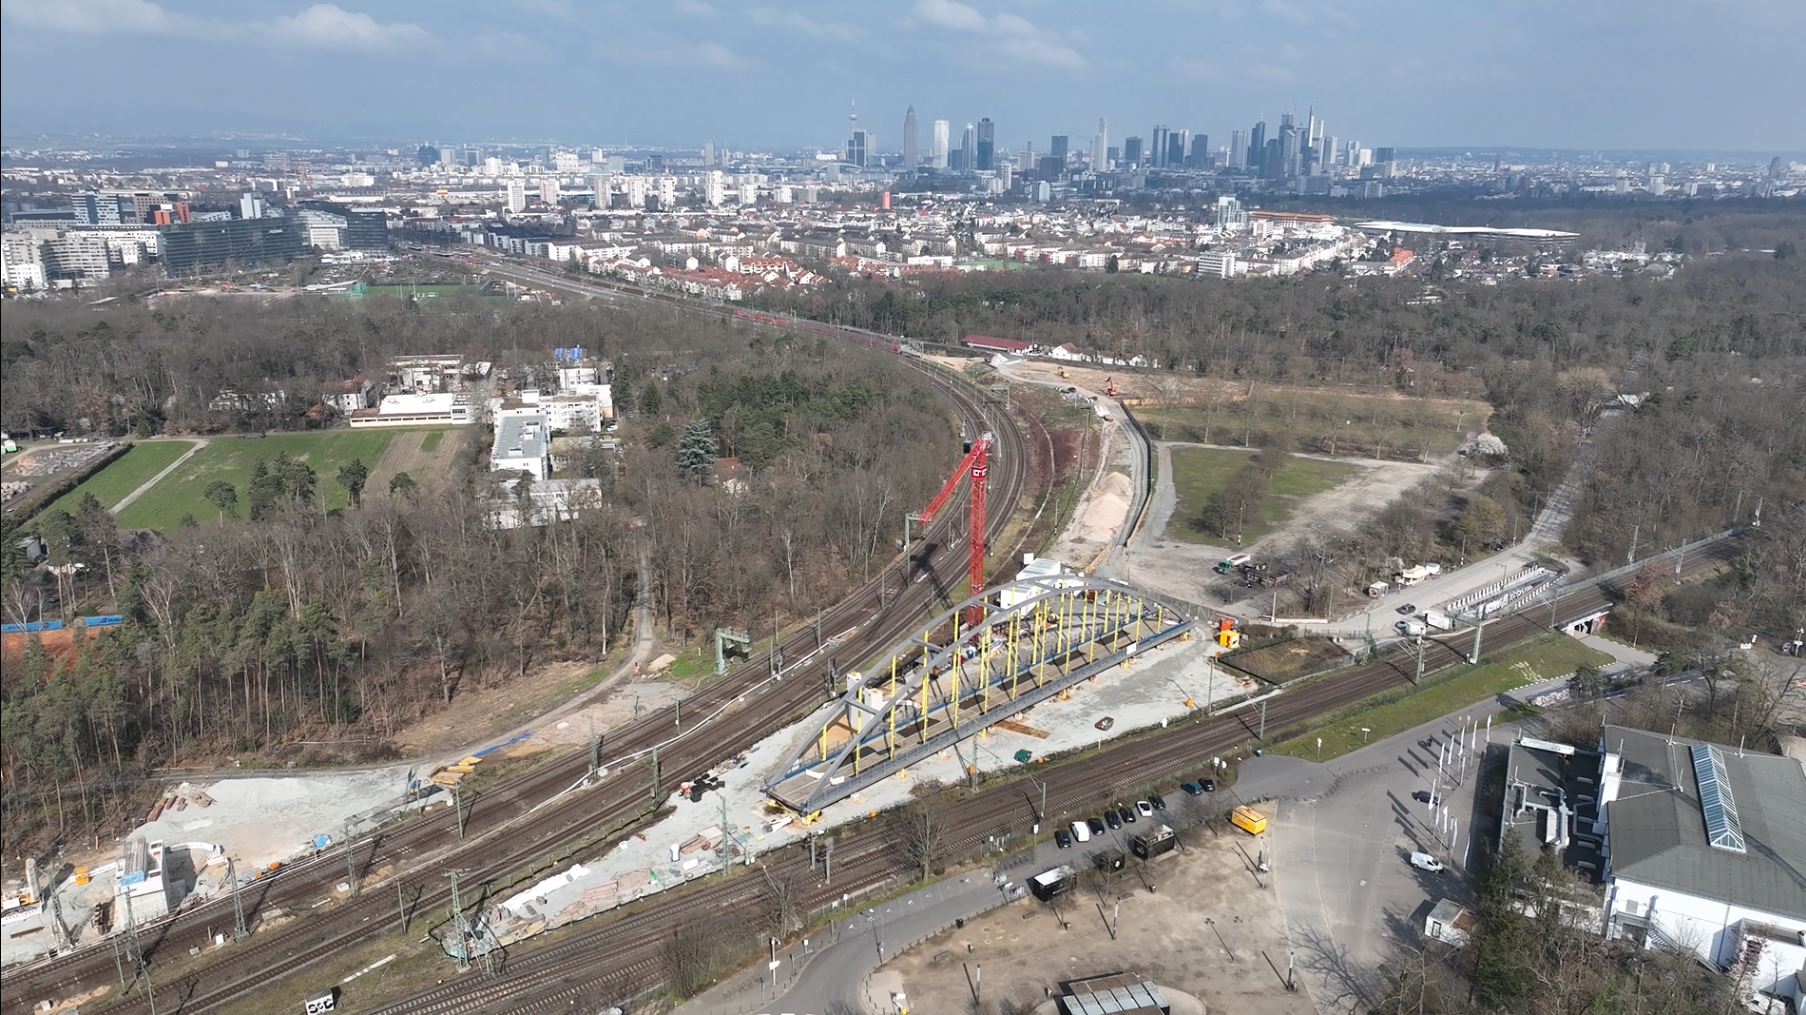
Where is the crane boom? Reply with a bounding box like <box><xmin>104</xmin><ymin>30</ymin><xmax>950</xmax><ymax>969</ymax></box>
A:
<box><xmin>913</xmin><ymin>435</ymin><xmax>992</xmax><ymax>622</ymax></box>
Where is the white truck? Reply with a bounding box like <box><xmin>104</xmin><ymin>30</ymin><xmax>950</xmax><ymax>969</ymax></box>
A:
<box><xmin>1422</xmin><ymin>610</ymin><xmax>1455</xmax><ymax>632</ymax></box>
<box><xmin>1395</xmin><ymin>565</ymin><xmax>1432</xmax><ymax>587</ymax></box>
<box><xmin>1398</xmin><ymin>619</ymin><xmax>1428</xmax><ymax>639</ymax></box>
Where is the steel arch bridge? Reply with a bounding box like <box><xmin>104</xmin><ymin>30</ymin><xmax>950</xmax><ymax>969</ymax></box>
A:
<box><xmin>765</xmin><ymin>576</ymin><xmax>1197</xmax><ymax>815</ymax></box>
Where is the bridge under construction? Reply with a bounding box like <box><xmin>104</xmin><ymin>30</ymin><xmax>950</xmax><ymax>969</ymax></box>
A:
<box><xmin>765</xmin><ymin>575</ymin><xmax>1196</xmax><ymax>815</ymax></box>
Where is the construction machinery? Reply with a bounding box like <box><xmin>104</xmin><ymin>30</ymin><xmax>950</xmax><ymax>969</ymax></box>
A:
<box><xmin>915</xmin><ymin>433</ymin><xmax>992</xmax><ymax>623</ymax></box>
<box><xmin>1105</xmin><ymin>376</ymin><xmax>1120</xmax><ymax>398</ymax></box>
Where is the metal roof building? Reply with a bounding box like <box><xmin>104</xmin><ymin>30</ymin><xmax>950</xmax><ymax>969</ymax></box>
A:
<box><xmin>1597</xmin><ymin>725</ymin><xmax>1806</xmax><ymax>1004</ymax></box>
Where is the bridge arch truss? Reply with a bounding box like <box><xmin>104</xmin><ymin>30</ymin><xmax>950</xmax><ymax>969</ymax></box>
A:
<box><xmin>765</xmin><ymin>576</ymin><xmax>1196</xmax><ymax>815</ymax></box>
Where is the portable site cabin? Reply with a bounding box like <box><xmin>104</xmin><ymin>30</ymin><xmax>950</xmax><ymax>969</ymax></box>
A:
<box><xmin>1230</xmin><ymin>806</ymin><xmax>1268</xmax><ymax>836</ymax></box>
<box><xmin>1029</xmin><ymin>864</ymin><xmax>1077</xmax><ymax>902</ymax></box>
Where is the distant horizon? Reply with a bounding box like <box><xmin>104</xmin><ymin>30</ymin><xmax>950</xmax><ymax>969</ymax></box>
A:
<box><xmin>3</xmin><ymin>1</ymin><xmax>1801</xmax><ymax>154</ymax></box>
<box><xmin>2</xmin><ymin>131</ymin><xmax>1801</xmax><ymax>166</ymax></box>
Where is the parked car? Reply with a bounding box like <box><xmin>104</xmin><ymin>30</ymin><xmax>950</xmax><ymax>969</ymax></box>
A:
<box><xmin>1118</xmin><ymin>805</ymin><xmax>1137</xmax><ymax>825</ymax></box>
<box><xmin>1104</xmin><ymin>810</ymin><xmax>1122</xmax><ymax>830</ymax></box>
<box><xmin>1087</xmin><ymin>817</ymin><xmax>1106</xmax><ymax>836</ymax></box>
<box><xmin>1149</xmin><ymin>794</ymin><xmax>1167</xmax><ymax>812</ymax></box>
<box><xmin>1397</xmin><ymin>603</ymin><xmax>1418</xmax><ymax>615</ymax></box>
<box><xmin>1409</xmin><ymin>852</ymin><xmax>1446</xmax><ymax>872</ymax></box>
<box><xmin>1094</xmin><ymin>716</ymin><xmax>1115</xmax><ymax>731</ymax></box>
<box><xmin>1054</xmin><ymin>828</ymin><xmax>1073</xmax><ymax>849</ymax></box>
<box><xmin>1135</xmin><ymin>800</ymin><xmax>1154</xmax><ymax>818</ymax></box>
<box><xmin>1180</xmin><ymin>782</ymin><xmax>1203</xmax><ymax>796</ymax></box>
<box><xmin>1201</xmin><ymin>778</ymin><xmax>1217</xmax><ymax>793</ymax></box>
<box><xmin>1412</xmin><ymin>790</ymin><xmax>1442</xmax><ymax>805</ymax></box>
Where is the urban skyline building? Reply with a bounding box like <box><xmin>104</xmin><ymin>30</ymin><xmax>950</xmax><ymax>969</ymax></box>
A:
<box><xmin>931</xmin><ymin>118</ymin><xmax>950</xmax><ymax>169</ymax></box>
<box><xmin>976</xmin><ymin>117</ymin><xmax>995</xmax><ymax>172</ymax></box>
<box><xmin>1150</xmin><ymin>124</ymin><xmax>1169</xmax><ymax>168</ymax></box>
<box><xmin>1091</xmin><ymin>118</ymin><xmax>1108</xmax><ymax>170</ymax></box>
<box><xmin>1123</xmin><ymin>135</ymin><xmax>1143</xmax><ymax>166</ymax></box>
<box><xmin>960</xmin><ymin>122</ymin><xmax>976</xmax><ymax>174</ymax></box>
<box><xmin>902</xmin><ymin>105</ymin><xmax>918</xmax><ymax>168</ymax></box>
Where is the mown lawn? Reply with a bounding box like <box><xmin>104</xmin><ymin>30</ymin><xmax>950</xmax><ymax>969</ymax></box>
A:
<box><xmin>1272</xmin><ymin>637</ymin><xmax>1613</xmax><ymax>761</ymax></box>
<box><xmin>41</xmin><ymin>440</ymin><xmax>197</xmax><ymax>515</ymax></box>
<box><xmin>1163</xmin><ymin>447</ymin><xmax>1357</xmax><ymax>545</ymax></box>
<box><xmin>118</xmin><ymin>431</ymin><xmax>396</xmax><ymax>531</ymax></box>
<box><xmin>1137</xmin><ymin>387</ymin><xmax>1486</xmax><ymax>459</ymax></box>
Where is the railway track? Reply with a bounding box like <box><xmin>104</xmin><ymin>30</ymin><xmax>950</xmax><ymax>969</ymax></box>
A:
<box><xmin>370</xmin><ymin>532</ymin><xmax>1746</xmax><ymax>1013</ymax></box>
<box><xmin>4</xmin><ymin>285</ymin><xmax>1046</xmax><ymax>1015</ymax></box>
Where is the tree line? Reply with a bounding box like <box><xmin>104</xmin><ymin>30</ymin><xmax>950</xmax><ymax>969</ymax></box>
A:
<box><xmin>0</xmin><ymin>295</ymin><xmax>959</xmax><ymax>857</ymax></box>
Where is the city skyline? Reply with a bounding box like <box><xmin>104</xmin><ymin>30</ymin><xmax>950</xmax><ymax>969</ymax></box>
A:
<box><xmin>2</xmin><ymin>0</ymin><xmax>1802</xmax><ymax>151</ymax></box>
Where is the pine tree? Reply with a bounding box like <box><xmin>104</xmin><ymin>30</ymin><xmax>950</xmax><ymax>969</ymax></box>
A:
<box><xmin>677</xmin><ymin>420</ymin><xmax>718</xmax><ymax>483</ymax></box>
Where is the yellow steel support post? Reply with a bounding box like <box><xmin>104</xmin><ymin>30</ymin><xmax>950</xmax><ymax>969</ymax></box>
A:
<box><xmin>1008</xmin><ymin>611</ymin><xmax>1022</xmax><ymax>700</ymax></box>
<box><xmin>1034</xmin><ymin>602</ymin><xmax>1047</xmax><ymax>687</ymax></box>
<box><xmin>979</xmin><ymin>624</ymin><xmax>991</xmax><ymax>714</ymax></box>
<box><xmin>920</xmin><ymin>645</ymin><xmax>931</xmax><ymax>745</ymax></box>
<box><xmin>819</xmin><ymin>725</ymin><xmax>828</xmax><ymax>762</ymax></box>
<box><xmin>1110</xmin><ymin>590</ymin><xmax>1123</xmax><ymax>651</ymax></box>
<box><xmin>888</xmin><ymin>656</ymin><xmax>898</xmax><ymax>758</ymax></box>
<box><xmin>951</xmin><ymin>616</ymin><xmax>962</xmax><ymax>729</ymax></box>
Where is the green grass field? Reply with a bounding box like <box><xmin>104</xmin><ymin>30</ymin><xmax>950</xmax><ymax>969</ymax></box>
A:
<box><xmin>1164</xmin><ymin>447</ymin><xmax>1358</xmax><ymax>544</ymax></box>
<box><xmin>117</xmin><ymin>431</ymin><xmax>396</xmax><ymax>530</ymax></box>
<box><xmin>1273</xmin><ymin>637</ymin><xmax>1612</xmax><ymax>761</ymax></box>
<box><xmin>418</xmin><ymin>429</ymin><xmax>444</xmax><ymax>453</ymax></box>
<box><xmin>1138</xmin><ymin>388</ymin><xmax>1487</xmax><ymax>459</ymax></box>
<box><xmin>41</xmin><ymin>440</ymin><xmax>197</xmax><ymax>516</ymax></box>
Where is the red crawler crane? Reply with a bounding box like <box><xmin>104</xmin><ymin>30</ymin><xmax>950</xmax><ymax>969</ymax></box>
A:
<box><xmin>916</xmin><ymin>434</ymin><xmax>992</xmax><ymax>622</ymax></box>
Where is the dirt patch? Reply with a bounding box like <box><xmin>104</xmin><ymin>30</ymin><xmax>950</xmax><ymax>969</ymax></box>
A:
<box><xmin>389</xmin><ymin>659</ymin><xmax>600</xmax><ymax>757</ymax></box>
<box><xmin>1222</xmin><ymin>637</ymin><xmax>1352</xmax><ymax>684</ymax></box>
<box><xmin>366</xmin><ymin>428</ymin><xmax>462</xmax><ymax>499</ymax></box>
<box><xmin>878</xmin><ymin>816</ymin><xmax>1299</xmax><ymax>1014</ymax></box>
<box><xmin>1242</xmin><ymin>451</ymin><xmax>1443</xmax><ymax>556</ymax></box>
<box><xmin>1044</xmin><ymin>410</ymin><xmax>1134</xmax><ymax>569</ymax></box>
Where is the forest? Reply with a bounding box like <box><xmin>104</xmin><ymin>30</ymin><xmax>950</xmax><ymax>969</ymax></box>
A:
<box><xmin>0</xmin><ymin>295</ymin><xmax>957</xmax><ymax>851</ymax></box>
<box><xmin>755</xmin><ymin>208</ymin><xmax>1806</xmax><ymax>640</ymax></box>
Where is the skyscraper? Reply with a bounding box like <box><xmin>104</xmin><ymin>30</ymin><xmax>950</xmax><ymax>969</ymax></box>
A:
<box><xmin>1050</xmin><ymin>135</ymin><xmax>1069</xmax><ymax>162</ymax></box>
<box><xmin>932</xmin><ymin>119</ymin><xmax>950</xmax><ymax>169</ymax></box>
<box><xmin>1229</xmin><ymin>129</ymin><xmax>1245</xmax><ymax>170</ymax></box>
<box><xmin>1123</xmin><ymin>136</ymin><xmax>1143</xmax><ymax>166</ymax></box>
<box><xmin>902</xmin><ymin>106</ymin><xmax>919</xmax><ymax>168</ymax></box>
<box><xmin>976</xmin><ymin>117</ymin><xmax>995</xmax><ymax>171</ymax></box>
<box><xmin>1091</xmin><ymin>118</ymin><xmax>1108</xmax><ymax>170</ymax></box>
<box><xmin>1150</xmin><ymin>125</ymin><xmax>1169</xmax><ymax>168</ymax></box>
<box><xmin>960</xmin><ymin>123</ymin><xmax>976</xmax><ymax>174</ymax></box>
<box><xmin>1167</xmin><ymin>129</ymin><xmax>1189</xmax><ymax>170</ymax></box>
<box><xmin>845</xmin><ymin>104</ymin><xmax>867</xmax><ymax>168</ymax></box>
<box><xmin>1189</xmin><ymin>133</ymin><xmax>1209</xmax><ymax>169</ymax></box>
<box><xmin>1248</xmin><ymin>121</ymin><xmax>1266</xmax><ymax>173</ymax></box>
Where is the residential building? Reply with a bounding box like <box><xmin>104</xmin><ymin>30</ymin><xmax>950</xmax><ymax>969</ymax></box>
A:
<box><xmin>326</xmin><ymin>374</ymin><xmax>376</xmax><ymax>416</ymax></box>
<box><xmin>2</xmin><ymin>232</ymin><xmax>47</xmax><ymax>289</ymax></box>
<box><xmin>491</xmin><ymin>410</ymin><xmax>551</xmax><ymax>480</ymax></box>
<box><xmin>505</xmin><ymin>179</ymin><xmax>528</xmax><ymax>214</ymax></box>
<box><xmin>487</xmin><ymin>476</ymin><xmax>603</xmax><ymax>529</ymax></box>
<box><xmin>239</xmin><ymin>193</ymin><xmax>266</xmax><ymax>220</ymax></box>
<box><xmin>1198</xmin><ymin>252</ymin><xmax>1239</xmax><ymax>278</ymax></box>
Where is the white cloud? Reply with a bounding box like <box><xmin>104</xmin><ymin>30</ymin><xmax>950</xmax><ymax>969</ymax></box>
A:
<box><xmin>269</xmin><ymin>4</ymin><xmax>432</xmax><ymax>50</ymax></box>
<box><xmin>912</xmin><ymin>0</ymin><xmax>1085</xmax><ymax>68</ymax></box>
<box><xmin>2</xmin><ymin>0</ymin><xmax>189</xmax><ymax>34</ymax></box>
<box><xmin>689</xmin><ymin>40</ymin><xmax>755</xmax><ymax>69</ymax></box>
<box><xmin>913</xmin><ymin>0</ymin><xmax>986</xmax><ymax>31</ymax></box>
<box><xmin>746</xmin><ymin>6</ymin><xmax>861</xmax><ymax>42</ymax></box>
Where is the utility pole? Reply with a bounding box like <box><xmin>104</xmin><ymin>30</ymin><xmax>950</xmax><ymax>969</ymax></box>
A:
<box><xmin>1258</xmin><ymin>700</ymin><xmax>1267</xmax><ymax>741</ymax></box>
<box><xmin>446</xmin><ymin>870</ymin><xmax>471</xmax><ymax>972</ymax></box>
<box><xmin>227</xmin><ymin>857</ymin><xmax>248</xmax><ymax>941</ymax></box>
<box><xmin>674</xmin><ymin>698</ymin><xmax>681</xmax><ymax>726</ymax></box>
<box><xmin>1627</xmin><ymin>523</ymin><xmax>1639</xmax><ymax>565</ymax></box>
<box><xmin>651</xmin><ymin>744</ymin><xmax>662</xmax><ymax>802</ymax></box>
<box><xmin>1414</xmin><ymin>636</ymin><xmax>1428</xmax><ymax>684</ymax></box>
<box><xmin>344</xmin><ymin>821</ymin><xmax>360</xmax><ymax>897</ymax></box>
<box><xmin>452</xmin><ymin>783</ymin><xmax>466</xmax><ymax>840</ymax></box>
<box><xmin>588</xmin><ymin>724</ymin><xmax>602</xmax><ymax>779</ymax></box>
<box><xmin>397</xmin><ymin>880</ymin><xmax>410</xmax><ymax>933</ymax></box>
<box><xmin>1469</xmin><ymin>617</ymin><xmax>1484</xmax><ymax>664</ymax></box>
<box><xmin>824</xmin><ymin>837</ymin><xmax>834</xmax><ymax>887</ymax></box>
<box><xmin>111</xmin><ymin>934</ymin><xmax>127</xmax><ymax>988</ymax></box>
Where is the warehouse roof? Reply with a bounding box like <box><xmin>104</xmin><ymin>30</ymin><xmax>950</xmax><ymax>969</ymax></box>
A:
<box><xmin>1604</xmin><ymin>725</ymin><xmax>1806</xmax><ymax>920</ymax></box>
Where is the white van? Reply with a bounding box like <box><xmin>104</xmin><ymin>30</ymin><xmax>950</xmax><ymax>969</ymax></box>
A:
<box><xmin>1070</xmin><ymin>819</ymin><xmax>1092</xmax><ymax>844</ymax></box>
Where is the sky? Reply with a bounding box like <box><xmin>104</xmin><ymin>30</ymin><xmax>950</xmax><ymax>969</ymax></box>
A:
<box><xmin>2</xmin><ymin>0</ymin><xmax>1802</xmax><ymax>153</ymax></box>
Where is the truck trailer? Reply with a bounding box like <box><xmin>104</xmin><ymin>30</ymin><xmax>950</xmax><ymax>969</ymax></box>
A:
<box><xmin>1422</xmin><ymin>610</ymin><xmax>1455</xmax><ymax>632</ymax></box>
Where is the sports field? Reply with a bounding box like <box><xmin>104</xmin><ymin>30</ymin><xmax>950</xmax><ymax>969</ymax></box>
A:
<box><xmin>42</xmin><ymin>440</ymin><xmax>197</xmax><ymax>515</ymax></box>
<box><xmin>118</xmin><ymin>432</ymin><xmax>396</xmax><ymax>530</ymax></box>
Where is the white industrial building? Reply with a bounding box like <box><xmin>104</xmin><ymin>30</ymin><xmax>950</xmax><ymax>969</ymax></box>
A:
<box><xmin>1596</xmin><ymin>726</ymin><xmax>1805</xmax><ymax>1007</ymax></box>
<box><xmin>349</xmin><ymin>392</ymin><xmax>474</xmax><ymax>428</ymax></box>
<box><xmin>491</xmin><ymin>411</ymin><xmax>551</xmax><ymax>480</ymax></box>
<box><xmin>1503</xmin><ymin>727</ymin><xmax>1806</xmax><ymax>1011</ymax></box>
